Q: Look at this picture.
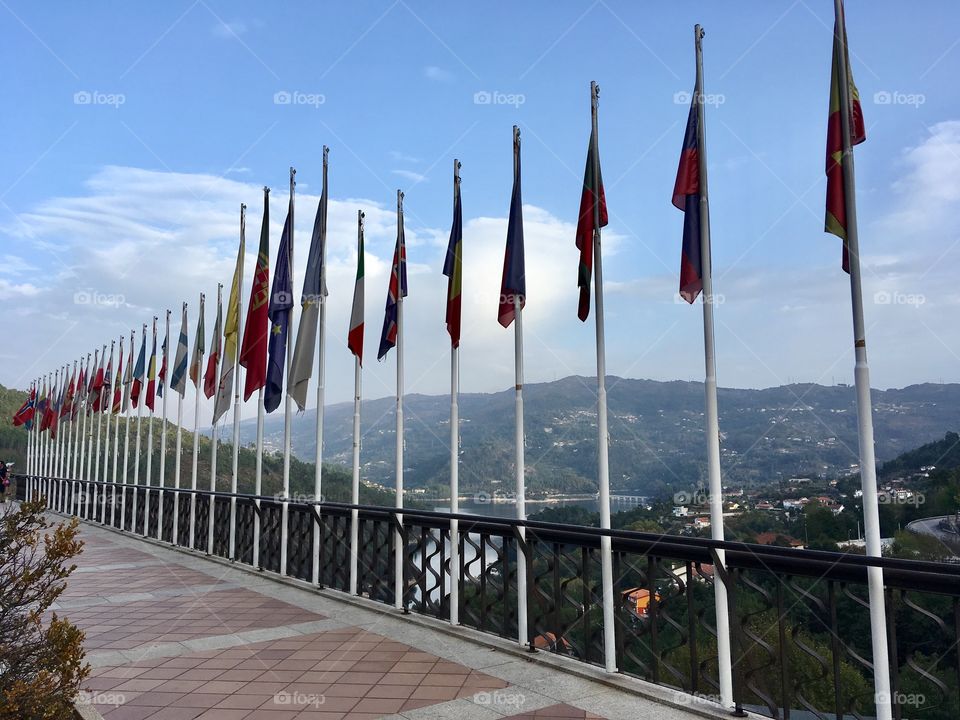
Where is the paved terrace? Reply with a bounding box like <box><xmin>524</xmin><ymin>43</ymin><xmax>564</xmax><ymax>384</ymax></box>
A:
<box><xmin>59</xmin><ymin>520</ymin><xmax>726</xmax><ymax>720</ymax></box>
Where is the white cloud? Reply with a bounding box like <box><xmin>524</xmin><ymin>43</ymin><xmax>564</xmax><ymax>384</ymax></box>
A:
<box><xmin>423</xmin><ymin>65</ymin><xmax>454</xmax><ymax>83</ymax></box>
<box><xmin>392</xmin><ymin>169</ymin><xmax>427</xmax><ymax>183</ymax></box>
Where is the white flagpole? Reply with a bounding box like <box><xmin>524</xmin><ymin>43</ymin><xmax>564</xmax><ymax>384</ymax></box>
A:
<box><xmin>395</xmin><ymin>189</ymin><xmax>406</xmax><ymax>611</ymax></box>
<box><xmin>190</xmin><ymin>294</ymin><xmax>205</xmax><ymax>549</ymax></box>
<box><xmin>280</xmin><ymin>166</ymin><xmax>296</xmax><ymax>577</ymax></box>
<box><xmin>72</xmin><ymin>365</ymin><xmax>82</xmax><ymax>480</ymax></box>
<box><xmin>448</xmin><ymin>160</ymin><xmax>462</xmax><ymax>625</ymax></box>
<box><xmin>158</xmin><ymin>309</ymin><xmax>171</xmax><ymax>540</ymax></box>
<box><xmin>85</xmin><ymin>357</ymin><xmax>98</xmax><ymax>520</ymax></box>
<box><xmin>209</xmin><ymin>284</ymin><xmax>223</xmax><ymax>556</ymax></box>
<box><xmin>349</xmin><ymin>209</ymin><xmax>363</xmax><ymax>596</ymax></box>
<box><xmin>111</xmin><ymin>339</ymin><xmax>123</xmax><ymax>527</ymax></box>
<box><xmin>145</xmin><ymin>318</ymin><xmax>157</xmax><ymax>538</ymax></box>
<box><xmin>253</xmin><ymin>186</ymin><xmax>270</xmax><ymax>570</ymax></box>
<box><xmin>93</xmin><ymin>346</ymin><xmax>106</xmax><ymax>519</ymax></box>
<box><xmin>133</xmin><ymin>325</ymin><xmax>146</xmax><ymax>532</ymax></box>
<box><xmin>78</xmin><ymin>356</ymin><xmax>91</xmax><ymax>516</ymax></box>
<box><xmin>589</xmin><ymin>81</ymin><xmax>617</xmax><ymax>673</ymax></box>
<box><xmin>511</xmin><ymin>130</ymin><xmax>529</xmax><ymax>647</ymax></box>
<box><xmin>54</xmin><ymin>367</ymin><xmax>64</xmax><ymax>480</ymax></box>
<box><xmin>230</xmin><ymin>204</ymin><xmax>246</xmax><ymax>561</ymax></box>
<box><xmin>121</xmin><ymin>337</ymin><xmax>133</xmax><ymax>530</ymax></box>
<box><xmin>313</xmin><ymin>148</ymin><xmax>328</xmax><ymax>586</ymax></box>
<box><xmin>831</xmin><ymin>3</ymin><xmax>891</xmax><ymax>717</ymax></box>
<box><xmin>100</xmin><ymin>342</ymin><xmax>114</xmax><ymax>522</ymax></box>
<box><xmin>693</xmin><ymin>26</ymin><xmax>733</xmax><ymax>706</ymax></box>
<box><xmin>173</xmin><ymin>302</ymin><xmax>187</xmax><ymax>544</ymax></box>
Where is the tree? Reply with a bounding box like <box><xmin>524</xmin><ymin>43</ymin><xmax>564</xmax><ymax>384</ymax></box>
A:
<box><xmin>0</xmin><ymin>500</ymin><xmax>88</xmax><ymax>719</ymax></box>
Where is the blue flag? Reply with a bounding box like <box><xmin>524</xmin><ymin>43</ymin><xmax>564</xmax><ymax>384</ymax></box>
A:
<box><xmin>264</xmin><ymin>207</ymin><xmax>293</xmax><ymax>413</ymax></box>
<box><xmin>378</xmin><ymin>208</ymin><xmax>408</xmax><ymax>360</ymax></box>
<box><xmin>498</xmin><ymin>132</ymin><xmax>525</xmax><ymax>327</ymax></box>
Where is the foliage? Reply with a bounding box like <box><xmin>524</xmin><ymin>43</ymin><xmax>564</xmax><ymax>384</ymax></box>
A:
<box><xmin>0</xmin><ymin>500</ymin><xmax>88</xmax><ymax>719</ymax></box>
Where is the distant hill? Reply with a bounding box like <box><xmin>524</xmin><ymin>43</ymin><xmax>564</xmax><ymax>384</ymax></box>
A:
<box><xmin>879</xmin><ymin>431</ymin><xmax>960</xmax><ymax>479</ymax></box>
<box><xmin>236</xmin><ymin>377</ymin><xmax>960</xmax><ymax>496</ymax></box>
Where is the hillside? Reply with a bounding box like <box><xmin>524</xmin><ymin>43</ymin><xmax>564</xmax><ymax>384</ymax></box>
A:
<box><xmin>237</xmin><ymin>377</ymin><xmax>960</xmax><ymax>496</ymax></box>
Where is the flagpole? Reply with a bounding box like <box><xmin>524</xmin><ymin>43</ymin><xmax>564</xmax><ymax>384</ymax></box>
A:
<box><xmin>692</xmin><ymin>26</ymin><xmax>734</xmax><ymax>707</ymax></box>
<box><xmin>72</xmin><ymin>367</ymin><xmax>82</xmax><ymax>480</ymax></box>
<box><xmin>280</xmin><ymin>166</ymin><xmax>296</xmax><ymax>577</ymax></box>
<box><xmin>209</xmin><ymin>284</ymin><xmax>223</xmax><ymax>556</ymax></box>
<box><xmin>253</xmin><ymin>186</ymin><xmax>270</xmax><ymax>571</ymax></box>
<box><xmin>173</xmin><ymin>303</ymin><xmax>186</xmax><ymax>545</ymax></box>
<box><xmin>111</xmin><ymin>339</ymin><xmax>122</xmax><ymax>527</ymax></box>
<box><xmin>394</xmin><ymin>189</ymin><xmax>406</xmax><ymax>611</ymax></box>
<box><xmin>448</xmin><ymin>159</ymin><xmax>462</xmax><ymax>624</ymax></box>
<box><xmin>349</xmin><ymin>209</ymin><xmax>363</xmax><ymax>597</ymax></box>
<box><xmin>133</xmin><ymin>324</ymin><xmax>147</xmax><ymax>531</ymax></box>
<box><xmin>313</xmin><ymin>149</ymin><xmax>329</xmax><ymax>586</ymax></box>
<box><xmin>78</xmin><ymin>355</ymin><xmax>91</xmax><ymax>516</ymax></box>
<box><xmin>101</xmin><ymin>342</ymin><xmax>115</xmax><ymax>522</ymax></box>
<box><xmin>230</xmin><ymin>204</ymin><xmax>246</xmax><ymax>561</ymax></box>
<box><xmin>121</xmin><ymin>336</ymin><xmax>133</xmax><ymax>530</ymax></box>
<box><xmin>159</xmin><ymin>309</ymin><xmax>171</xmax><ymax>540</ymax></box>
<box><xmin>93</xmin><ymin>345</ymin><xmax>106</xmax><ymax>519</ymax></box>
<box><xmin>145</xmin><ymin>318</ymin><xmax>157</xmax><ymax>538</ymax></box>
<box><xmin>832</xmin><ymin>2</ymin><xmax>891</xmax><ymax>716</ymax></box>
<box><xmin>589</xmin><ymin>81</ymin><xmax>617</xmax><ymax>672</ymax></box>
<box><xmin>190</xmin><ymin>295</ymin><xmax>205</xmax><ymax>549</ymax></box>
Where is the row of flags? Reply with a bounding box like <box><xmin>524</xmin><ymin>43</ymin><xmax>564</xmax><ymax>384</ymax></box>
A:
<box><xmin>14</xmin><ymin>8</ymin><xmax>865</xmax><ymax>442</ymax></box>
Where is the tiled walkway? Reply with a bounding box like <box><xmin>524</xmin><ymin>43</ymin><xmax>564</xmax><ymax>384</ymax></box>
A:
<box><xmin>58</xmin><ymin>522</ymin><xmax>718</xmax><ymax>720</ymax></box>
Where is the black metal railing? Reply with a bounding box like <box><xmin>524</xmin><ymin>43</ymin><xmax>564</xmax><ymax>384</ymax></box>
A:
<box><xmin>16</xmin><ymin>473</ymin><xmax>960</xmax><ymax>720</ymax></box>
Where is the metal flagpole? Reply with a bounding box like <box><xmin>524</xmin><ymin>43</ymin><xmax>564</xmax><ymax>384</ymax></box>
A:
<box><xmin>395</xmin><ymin>189</ymin><xmax>406</xmax><ymax>611</ymax></box>
<box><xmin>85</xmin><ymin>356</ymin><xmax>98</xmax><ymax>520</ymax></box>
<box><xmin>133</xmin><ymin>324</ymin><xmax>146</xmax><ymax>532</ymax></box>
<box><xmin>230</xmin><ymin>205</ymin><xmax>246</xmax><ymax>561</ymax></box>
<box><xmin>111</xmin><ymin>338</ymin><xmax>123</xmax><ymax>527</ymax></box>
<box><xmin>100</xmin><ymin>342</ymin><xmax>115</xmax><ymax>522</ymax></box>
<box><xmin>145</xmin><ymin>318</ymin><xmax>158</xmax><ymax>537</ymax></box>
<box><xmin>93</xmin><ymin>346</ymin><xmax>106</xmax><ymax>519</ymax></box>
<box><xmin>511</xmin><ymin>130</ymin><xmax>529</xmax><ymax>647</ymax></box>
<box><xmin>209</xmin><ymin>285</ymin><xmax>222</xmax><ymax>556</ymax></box>
<box><xmin>448</xmin><ymin>160</ymin><xmax>461</xmax><ymax>624</ymax></box>
<box><xmin>313</xmin><ymin>148</ymin><xmax>328</xmax><ymax>586</ymax></box>
<box><xmin>72</xmin><ymin>365</ymin><xmax>82</xmax><ymax>480</ymax></box>
<box><xmin>349</xmin><ymin>209</ymin><xmax>363</xmax><ymax>596</ymax></box>
<box><xmin>158</xmin><ymin>309</ymin><xmax>171</xmax><ymax>540</ymax></box>
<box><xmin>173</xmin><ymin>303</ymin><xmax>187</xmax><ymax>545</ymax></box>
<box><xmin>190</xmin><ymin>294</ymin><xmax>205</xmax><ymax>549</ymax></box>
<box><xmin>832</xmin><ymin>2</ymin><xmax>891</xmax><ymax>716</ymax></box>
<box><xmin>78</xmin><ymin>355</ymin><xmax>91</xmax><ymax>516</ymax></box>
<box><xmin>693</xmin><ymin>26</ymin><xmax>733</xmax><ymax>706</ymax></box>
<box><xmin>589</xmin><ymin>81</ymin><xmax>617</xmax><ymax>672</ymax></box>
<box><xmin>253</xmin><ymin>186</ymin><xmax>269</xmax><ymax>570</ymax></box>
<box><xmin>121</xmin><ymin>336</ymin><xmax>133</xmax><ymax>530</ymax></box>
<box><xmin>280</xmin><ymin>166</ymin><xmax>296</xmax><ymax>577</ymax></box>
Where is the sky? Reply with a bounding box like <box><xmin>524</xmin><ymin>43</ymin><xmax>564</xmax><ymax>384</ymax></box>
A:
<box><xmin>1</xmin><ymin>0</ymin><xmax>959</xmax><ymax>414</ymax></box>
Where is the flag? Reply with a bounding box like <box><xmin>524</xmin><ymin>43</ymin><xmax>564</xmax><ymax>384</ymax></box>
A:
<box><xmin>122</xmin><ymin>336</ymin><xmax>134</xmax><ymax>412</ymax></box>
<box><xmin>264</xmin><ymin>206</ymin><xmax>293</xmax><ymax>413</ymax></box>
<box><xmin>214</xmin><ymin>229</ymin><xmax>245</xmax><ymax>423</ymax></box>
<box><xmin>60</xmin><ymin>369</ymin><xmax>75</xmax><ymax>420</ymax></box>
<box><xmin>204</xmin><ymin>294</ymin><xmax>223</xmax><ymax>401</ymax></box>
<box><xmin>49</xmin><ymin>376</ymin><xmax>62</xmax><ymax>439</ymax></box>
<box><xmin>347</xmin><ymin>213</ymin><xmax>365</xmax><ymax>364</ymax></box>
<box><xmin>170</xmin><ymin>305</ymin><xmax>189</xmax><ymax>396</ymax></box>
<box><xmin>13</xmin><ymin>387</ymin><xmax>36</xmax><ymax>428</ymax></box>
<box><xmin>289</xmin><ymin>176</ymin><xmax>327</xmax><ymax>410</ymax></box>
<box><xmin>86</xmin><ymin>356</ymin><xmax>98</xmax><ymax>412</ymax></box>
<box><xmin>112</xmin><ymin>342</ymin><xmax>124</xmax><ymax>413</ymax></box>
<box><xmin>443</xmin><ymin>172</ymin><xmax>463</xmax><ymax>348</ymax></box>
<box><xmin>131</xmin><ymin>334</ymin><xmax>146</xmax><ymax>408</ymax></box>
<box><xmin>825</xmin><ymin>1</ymin><xmax>866</xmax><ymax>273</ymax></box>
<box><xmin>672</xmin><ymin>88</ymin><xmax>704</xmax><ymax>303</ymax></box>
<box><xmin>101</xmin><ymin>352</ymin><xmax>113</xmax><ymax>413</ymax></box>
<box><xmin>575</xmin><ymin>127</ymin><xmax>608</xmax><ymax>321</ymax></box>
<box><xmin>498</xmin><ymin>137</ymin><xmax>525</xmax><ymax>328</ymax></box>
<box><xmin>157</xmin><ymin>331</ymin><xmax>168</xmax><ymax>398</ymax></box>
<box><xmin>37</xmin><ymin>379</ymin><xmax>49</xmax><ymax>431</ymax></box>
<box><xmin>240</xmin><ymin>193</ymin><xmax>270</xmax><ymax>401</ymax></box>
<box><xmin>145</xmin><ymin>325</ymin><xmax>158</xmax><ymax>411</ymax></box>
<box><xmin>378</xmin><ymin>206</ymin><xmax>407</xmax><ymax>360</ymax></box>
<box><xmin>73</xmin><ymin>366</ymin><xmax>85</xmax><ymax>420</ymax></box>
<box><xmin>90</xmin><ymin>354</ymin><xmax>105</xmax><ymax>412</ymax></box>
<box><xmin>189</xmin><ymin>297</ymin><xmax>206</xmax><ymax>388</ymax></box>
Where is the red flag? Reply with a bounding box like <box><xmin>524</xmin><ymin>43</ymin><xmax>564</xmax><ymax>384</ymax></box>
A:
<box><xmin>575</xmin><ymin>128</ymin><xmax>608</xmax><ymax>321</ymax></box>
<box><xmin>240</xmin><ymin>192</ymin><xmax>270</xmax><ymax>400</ymax></box>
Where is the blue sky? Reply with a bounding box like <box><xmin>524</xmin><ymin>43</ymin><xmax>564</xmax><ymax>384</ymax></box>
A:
<box><xmin>2</xmin><ymin>0</ymin><xmax>960</xmax><ymax>409</ymax></box>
